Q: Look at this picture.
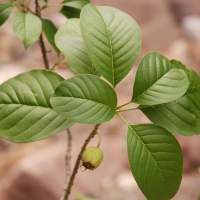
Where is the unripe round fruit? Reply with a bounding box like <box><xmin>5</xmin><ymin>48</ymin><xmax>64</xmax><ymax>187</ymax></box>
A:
<box><xmin>81</xmin><ymin>146</ymin><xmax>103</xmax><ymax>170</ymax></box>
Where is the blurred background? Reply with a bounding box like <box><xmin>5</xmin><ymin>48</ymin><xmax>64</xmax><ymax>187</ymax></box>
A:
<box><xmin>0</xmin><ymin>0</ymin><xmax>200</xmax><ymax>199</ymax></box>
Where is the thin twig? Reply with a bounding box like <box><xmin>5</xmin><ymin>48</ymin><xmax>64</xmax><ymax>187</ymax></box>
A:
<box><xmin>117</xmin><ymin>101</ymin><xmax>131</xmax><ymax>109</ymax></box>
<box><xmin>34</xmin><ymin>2</ymin><xmax>100</xmax><ymax>199</ymax></box>
<box><xmin>62</xmin><ymin>124</ymin><xmax>101</xmax><ymax>200</ymax></box>
<box><xmin>39</xmin><ymin>35</ymin><xmax>50</xmax><ymax>69</ymax></box>
<box><xmin>35</xmin><ymin>0</ymin><xmax>50</xmax><ymax>69</ymax></box>
<box><xmin>34</xmin><ymin>0</ymin><xmax>74</xmax><ymax>198</ymax></box>
<box><xmin>96</xmin><ymin>132</ymin><xmax>101</xmax><ymax>148</ymax></box>
<box><xmin>116</xmin><ymin>106</ymin><xmax>139</xmax><ymax>113</ymax></box>
<box><xmin>60</xmin><ymin>128</ymin><xmax>72</xmax><ymax>200</ymax></box>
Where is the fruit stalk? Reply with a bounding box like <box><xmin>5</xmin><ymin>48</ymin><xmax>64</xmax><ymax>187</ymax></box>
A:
<box><xmin>62</xmin><ymin>124</ymin><xmax>100</xmax><ymax>200</ymax></box>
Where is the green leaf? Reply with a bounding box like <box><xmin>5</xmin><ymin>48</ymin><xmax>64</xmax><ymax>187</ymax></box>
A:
<box><xmin>42</xmin><ymin>18</ymin><xmax>59</xmax><ymax>52</ymax></box>
<box><xmin>80</xmin><ymin>4</ymin><xmax>141</xmax><ymax>86</ymax></box>
<box><xmin>0</xmin><ymin>3</ymin><xmax>12</xmax><ymax>26</ymax></box>
<box><xmin>50</xmin><ymin>74</ymin><xmax>117</xmax><ymax>124</ymax></box>
<box><xmin>0</xmin><ymin>70</ymin><xmax>72</xmax><ymax>143</ymax></box>
<box><xmin>127</xmin><ymin>124</ymin><xmax>183</xmax><ymax>200</ymax></box>
<box><xmin>61</xmin><ymin>0</ymin><xmax>90</xmax><ymax>19</ymax></box>
<box><xmin>170</xmin><ymin>59</ymin><xmax>200</xmax><ymax>93</ymax></box>
<box><xmin>141</xmin><ymin>60</ymin><xmax>200</xmax><ymax>135</ymax></box>
<box><xmin>141</xmin><ymin>94</ymin><xmax>200</xmax><ymax>136</ymax></box>
<box><xmin>55</xmin><ymin>18</ymin><xmax>97</xmax><ymax>75</ymax></box>
<box><xmin>12</xmin><ymin>12</ymin><xmax>42</xmax><ymax>48</ymax></box>
<box><xmin>133</xmin><ymin>52</ymin><xmax>189</xmax><ymax>106</ymax></box>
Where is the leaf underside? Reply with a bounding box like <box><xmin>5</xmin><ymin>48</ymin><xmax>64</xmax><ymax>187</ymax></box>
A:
<box><xmin>133</xmin><ymin>52</ymin><xmax>189</xmax><ymax>106</ymax></box>
<box><xmin>12</xmin><ymin>12</ymin><xmax>42</xmax><ymax>48</ymax></box>
<box><xmin>55</xmin><ymin>18</ymin><xmax>97</xmax><ymax>75</ymax></box>
<box><xmin>141</xmin><ymin>59</ymin><xmax>200</xmax><ymax>135</ymax></box>
<box><xmin>80</xmin><ymin>4</ymin><xmax>141</xmax><ymax>86</ymax></box>
<box><xmin>50</xmin><ymin>74</ymin><xmax>117</xmax><ymax>124</ymax></box>
<box><xmin>0</xmin><ymin>70</ymin><xmax>72</xmax><ymax>142</ymax></box>
<box><xmin>127</xmin><ymin>124</ymin><xmax>183</xmax><ymax>200</ymax></box>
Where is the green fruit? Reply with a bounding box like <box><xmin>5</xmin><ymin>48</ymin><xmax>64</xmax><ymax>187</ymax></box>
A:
<box><xmin>81</xmin><ymin>147</ymin><xmax>103</xmax><ymax>170</ymax></box>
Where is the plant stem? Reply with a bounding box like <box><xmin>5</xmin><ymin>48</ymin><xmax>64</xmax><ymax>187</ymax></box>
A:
<box><xmin>117</xmin><ymin>101</ymin><xmax>131</xmax><ymax>109</ymax></box>
<box><xmin>35</xmin><ymin>0</ymin><xmax>50</xmax><ymax>69</ymax></box>
<box><xmin>34</xmin><ymin>1</ymin><xmax>76</xmax><ymax>198</ymax></box>
<box><xmin>34</xmin><ymin>1</ymin><xmax>100</xmax><ymax>198</ymax></box>
<box><xmin>62</xmin><ymin>124</ymin><xmax>100</xmax><ymax>200</ymax></box>
<box><xmin>96</xmin><ymin>132</ymin><xmax>101</xmax><ymax>148</ymax></box>
<box><xmin>116</xmin><ymin>106</ymin><xmax>138</xmax><ymax>113</ymax></box>
<box><xmin>60</xmin><ymin>128</ymin><xmax>72</xmax><ymax>200</ymax></box>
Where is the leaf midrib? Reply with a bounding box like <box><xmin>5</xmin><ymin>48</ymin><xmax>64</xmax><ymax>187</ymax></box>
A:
<box><xmin>129</xmin><ymin>126</ymin><xmax>168</xmax><ymax>188</ymax></box>
<box><xmin>95</xmin><ymin>7</ymin><xmax>115</xmax><ymax>85</ymax></box>
<box><xmin>134</xmin><ymin>68</ymin><xmax>185</xmax><ymax>100</ymax></box>
<box><xmin>54</xmin><ymin>96</ymin><xmax>115</xmax><ymax>111</ymax></box>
